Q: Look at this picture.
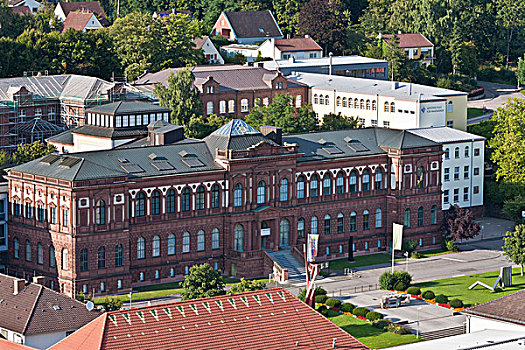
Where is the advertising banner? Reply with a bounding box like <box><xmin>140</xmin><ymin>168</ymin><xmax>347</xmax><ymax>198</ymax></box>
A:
<box><xmin>307</xmin><ymin>234</ymin><xmax>319</xmax><ymax>262</ymax></box>
<box><xmin>392</xmin><ymin>223</ymin><xmax>403</xmax><ymax>250</ymax></box>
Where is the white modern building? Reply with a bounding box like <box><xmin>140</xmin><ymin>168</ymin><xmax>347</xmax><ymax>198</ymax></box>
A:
<box><xmin>288</xmin><ymin>72</ymin><xmax>468</xmax><ymax>131</ymax></box>
<box><xmin>408</xmin><ymin>127</ymin><xmax>484</xmax><ymax>213</ymax></box>
<box><xmin>221</xmin><ymin>44</ymin><xmax>260</xmax><ymax>62</ymax></box>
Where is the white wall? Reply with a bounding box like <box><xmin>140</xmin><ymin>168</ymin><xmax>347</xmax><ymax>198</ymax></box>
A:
<box><xmin>54</xmin><ymin>4</ymin><xmax>67</xmax><ymax>21</ymax></box>
<box><xmin>201</xmin><ymin>37</ymin><xmax>224</xmax><ymax>64</ymax></box>
<box><xmin>467</xmin><ymin>315</ymin><xmax>525</xmax><ymax>334</ymax></box>
<box><xmin>26</xmin><ymin>331</ymin><xmax>70</xmax><ymax>350</ymax></box>
<box><xmin>419</xmin><ymin>101</ymin><xmax>446</xmax><ymax>128</ymax></box>
<box><xmin>72</xmin><ymin>134</ymin><xmax>134</xmax><ymax>153</ymax></box>
<box><xmin>83</xmin><ymin>14</ymin><xmax>103</xmax><ymax>31</ymax></box>
<box><xmin>258</xmin><ymin>40</ymin><xmax>322</xmax><ymax>60</ymax></box>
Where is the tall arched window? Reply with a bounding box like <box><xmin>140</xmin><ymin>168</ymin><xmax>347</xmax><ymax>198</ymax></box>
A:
<box><xmin>115</xmin><ymin>244</ymin><xmax>123</xmax><ymax>267</ymax></box>
<box><xmin>375</xmin><ymin>209</ymin><xmax>382</xmax><ymax>228</ymax></box>
<box><xmin>375</xmin><ymin>168</ymin><xmax>383</xmax><ymax>190</ymax></box>
<box><xmin>136</xmin><ymin>192</ymin><xmax>145</xmax><ymax>217</ymax></box>
<box><xmin>324</xmin><ymin>214</ymin><xmax>331</xmax><ymax>235</ymax></box>
<box><xmin>257</xmin><ymin>181</ymin><xmax>266</xmax><ymax>204</ymax></box>
<box><xmin>80</xmin><ymin>248</ymin><xmax>89</xmax><ymax>271</ymax></box>
<box><xmin>362</xmin><ymin>170</ymin><xmax>370</xmax><ymax>191</ymax></box>
<box><xmin>197</xmin><ymin>230</ymin><xmax>205</xmax><ymax>251</ymax></box>
<box><xmin>311</xmin><ymin>216</ymin><xmax>318</xmax><ymax>234</ymax></box>
<box><xmin>25</xmin><ymin>240</ymin><xmax>31</xmax><ymax>261</ymax></box>
<box><xmin>372</xmin><ymin>100</ymin><xmax>377</xmax><ymax>111</ymax></box>
<box><xmin>416</xmin><ymin>166</ymin><xmax>425</xmax><ymax>189</ymax></box>
<box><xmin>212</xmin><ymin>228</ymin><xmax>220</xmax><ymax>249</ymax></box>
<box><xmin>280</xmin><ymin>219</ymin><xmax>290</xmax><ymax>246</ymax></box>
<box><xmin>97</xmin><ymin>246</ymin><xmax>106</xmax><ymax>269</ymax></box>
<box><xmin>350</xmin><ymin>212</ymin><xmax>357</xmax><ymax>231</ymax></box>
<box><xmin>454</xmin><ymin>147</ymin><xmax>460</xmax><ymax>159</ymax></box>
<box><xmin>366</xmin><ymin>100</ymin><xmax>370</xmax><ymax>110</ymax></box>
<box><xmin>310</xmin><ymin>175</ymin><xmax>319</xmax><ymax>197</ymax></box>
<box><xmin>404</xmin><ymin>209</ymin><xmax>411</xmax><ymax>228</ymax></box>
<box><xmin>431</xmin><ymin>205</ymin><xmax>437</xmax><ymax>225</ymax></box>
<box><xmin>96</xmin><ymin>200</ymin><xmax>106</xmax><ymax>224</ymax></box>
<box><xmin>464</xmin><ymin>146</ymin><xmax>469</xmax><ymax>158</ymax></box>
<box><xmin>325</xmin><ymin>95</ymin><xmax>329</xmax><ymax>105</ymax></box>
<box><xmin>349</xmin><ymin>171</ymin><xmax>357</xmax><ymax>192</ymax></box>
<box><xmin>342</xmin><ymin>97</ymin><xmax>347</xmax><ymax>107</ymax></box>
<box><xmin>360</xmin><ymin>99</ymin><xmax>365</xmax><ymax>109</ymax></box>
<box><xmin>14</xmin><ymin>237</ymin><xmax>19</xmax><ymax>259</ymax></box>
<box><xmin>319</xmin><ymin>95</ymin><xmax>325</xmax><ymax>105</ymax></box>
<box><xmin>384</xmin><ymin>101</ymin><xmax>389</xmax><ymax>112</ymax></box>
<box><xmin>182</xmin><ymin>188</ymin><xmax>190</xmax><ymax>212</ymax></box>
<box><xmin>211</xmin><ymin>184</ymin><xmax>220</xmax><ymax>209</ymax></box>
<box><xmin>297</xmin><ymin>218</ymin><xmax>305</xmax><ymax>238</ymax></box>
<box><xmin>314</xmin><ymin>94</ymin><xmax>318</xmax><ymax>104</ymax></box>
<box><xmin>280</xmin><ymin>178</ymin><xmax>288</xmax><ymax>202</ymax></box>
<box><xmin>337</xmin><ymin>213</ymin><xmax>344</xmax><ymax>233</ymax></box>
<box><xmin>151</xmin><ymin>190</ymin><xmax>160</xmax><ymax>215</ymax></box>
<box><xmin>297</xmin><ymin>176</ymin><xmax>305</xmax><ymax>199</ymax></box>
<box><xmin>206</xmin><ymin>101</ymin><xmax>213</xmax><ymax>115</ymax></box>
<box><xmin>167</xmin><ymin>189</ymin><xmax>176</xmax><ymax>213</ymax></box>
<box><xmin>363</xmin><ymin>210</ymin><xmax>369</xmax><ymax>230</ymax></box>
<box><xmin>323</xmin><ymin>174</ymin><xmax>331</xmax><ymax>197</ymax></box>
<box><xmin>336</xmin><ymin>172</ymin><xmax>344</xmax><ymax>194</ymax></box>
<box><xmin>152</xmin><ymin>235</ymin><xmax>160</xmax><ymax>257</ymax></box>
<box><xmin>196</xmin><ymin>186</ymin><xmax>205</xmax><ymax>210</ymax></box>
<box><xmin>390</xmin><ymin>102</ymin><xmax>395</xmax><ymax>113</ymax></box>
<box><xmin>49</xmin><ymin>245</ymin><xmax>55</xmax><ymax>267</ymax></box>
<box><xmin>137</xmin><ymin>237</ymin><xmax>145</xmax><ymax>259</ymax></box>
<box><xmin>234</xmin><ymin>225</ymin><xmax>244</xmax><ymax>251</ymax></box>
<box><xmin>354</xmin><ymin>98</ymin><xmax>359</xmax><ymax>108</ymax></box>
<box><xmin>234</xmin><ymin>183</ymin><xmax>242</xmax><ymax>207</ymax></box>
<box><xmin>62</xmin><ymin>248</ymin><xmax>68</xmax><ymax>271</ymax></box>
<box><xmin>418</xmin><ymin>207</ymin><xmax>424</xmax><ymax>227</ymax></box>
<box><xmin>182</xmin><ymin>232</ymin><xmax>190</xmax><ymax>253</ymax></box>
<box><xmin>168</xmin><ymin>234</ymin><xmax>176</xmax><ymax>255</ymax></box>
<box><xmin>37</xmin><ymin>243</ymin><xmax>43</xmax><ymax>265</ymax></box>
<box><xmin>336</xmin><ymin>96</ymin><xmax>341</xmax><ymax>106</ymax></box>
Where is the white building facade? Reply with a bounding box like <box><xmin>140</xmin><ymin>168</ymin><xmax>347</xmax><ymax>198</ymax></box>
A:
<box><xmin>258</xmin><ymin>37</ymin><xmax>323</xmax><ymax>60</ymax></box>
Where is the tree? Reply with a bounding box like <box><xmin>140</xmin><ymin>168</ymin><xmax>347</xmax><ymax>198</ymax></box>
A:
<box><xmin>503</xmin><ymin>195</ymin><xmax>525</xmax><ymax>224</ymax></box>
<box><xmin>154</xmin><ymin>69</ymin><xmax>203</xmax><ymax>126</ymax></box>
<box><xmin>318</xmin><ymin>113</ymin><xmax>359</xmax><ymax>131</ymax></box>
<box><xmin>186</xmin><ymin>114</ymin><xmax>232</xmax><ymax>139</ymax></box>
<box><xmin>451</xmin><ymin>41</ymin><xmax>478</xmax><ymax>77</ymax></box>
<box><xmin>496</xmin><ymin>0</ymin><xmax>525</xmax><ymax>68</ymax></box>
<box><xmin>181</xmin><ymin>263</ymin><xmax>225</xmax><ymax>300</ymax></box>
<box><xmin>402</xmin><ymin>239</ymin><xmax>418</xmax><ymax>255</ymax></box>
<box><xmin>516</xmin><ymin>57</ymin><xmax>525</xmax><ymax>88</ymax></box>
<box><xmin>0</xmin><ymin>151</ymin><xmax>9</xmax><ymax>167</ymax></box>
<box><xmin>229</xmin><ymin>278</ymin><xmax>266</xmax><ymax>294</ymax></box>
<box><xmin>12</xmin><ymin>141</ymin><xmax>56</xmax><ymax>165</ymax></box>
<box><xmin>503</xmin><ymin>225</ymin><xmax>525</xmax><ymax>276</ymax></box>
<box><xmin>441</xmin><ymin>204</ymin><xmax>481</xmax><ymax>241</ymax></box>
<box><xmin>382</xmin><ymin>34</ymin><xmax>411</xmax><ymax>81</ymax></box>
<box><xmin>100</xmin><ymin>297</ymin><xmax>123</xmax><ymax>311</ymax></box>
<box><xmin>272</xmin><ymin>0</ymin><xmax>305</xmax><ymax>35</ymax></box>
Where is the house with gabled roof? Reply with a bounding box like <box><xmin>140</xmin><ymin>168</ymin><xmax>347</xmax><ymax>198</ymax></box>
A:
<box><xmin>259</xmin><ymin>36</ymin><xmax>323</xmax><ymax>60</ymax></box>
<box><xmin>6</xmin><ymin>0</ymin><xmax>41</xmax><ymax>14</ymax></box>
<box><xmin>192</xmin><ymin>36</ymin><xmax>224</xmax><ymax>64</ymax></box>
<box><xmin>61</xmin><ymin>11</ymin><xmax>103</xmax><ymax>33</ymax></box>
<box><xmin>379</xmin><ymin>33</ymin><xmax>435</xmax><ymax>65</ymax></box>
<box><xmin>54</xmin><ymin>1</ymin><xmax>109</xmax><ymax>26</ymax></box>
<box><xmin>211</xmin><ymin>10</ymin><xmax>283</xmax><ymax>45</ymax></box>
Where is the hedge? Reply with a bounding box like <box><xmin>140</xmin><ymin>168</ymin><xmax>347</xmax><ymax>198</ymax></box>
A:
<box><xmin>435</xmin><ymin>294</ymin><xmax>449</xmax><ymax>304</ymax></box>
<box><xmin>422</xmin><ymin>290</ymin><xmax>435</xmax><ymax>300</ymax></box>
<box><xmin>387</xmin><ymin>323</ymin><xmax>412</xmax><ymax>335</ymax></box>
<box><xmin>315</xmin><ymin>295</ymin><xmax>328</xmax><ymax>304</ymax></box>
<box><xmin>372</xmin><ymin>319</ymin><xmax>392</xmax><ymax>330</ymax></box>
<box><xmin>406</xmin><ymin>286</ymin><xmax>421</xmax><ymax>295</ymax></box>
<box><xmin>352</xmin><ymin>307</ymin><xmax>370</xmax><ymax>317</ymax></box>
<box><xmin>379</xmin><ymin>271</ymin><xmax>412</xmax><ymax>290</ymax></box>
<box><xmin>366</xmin><ymin>311</ymin><xmax>384</xmax><ymax>321</ymax></box>
<box><xmin>325</xmin><ymin>298</ymin><xmax>342</xmax><ymax>308</ymax></box>
<box><xmin>340</xmin><ymin>303</ymin><xmax>355</xmax><ymax>313</ymax></box>
<box><xmin>449</xmin><ymin>299</ymin><xmax>463</xmax><ymax>308</ymax></box>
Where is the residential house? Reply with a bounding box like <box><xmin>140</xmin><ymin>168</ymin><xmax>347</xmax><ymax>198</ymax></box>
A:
<box><xmin>0</xmin><ymin>339</ymin><xmax>36</xmax><ymax>350</ymax></box>
<box><xmin>259</xmin><ymin>36</ymin><xmax>323</xmax><ymax>60</ymax></box>
<box><xmin>0</xmin><ymin>274</ymin><xmax>100</xmax><ymax>349</ymax></box>
<box><xmin>54</xmin><ymin>1</ymin><xmax>109</xmax><ymax>26</ymax></box>
<box><xmin>61</xmin><ymin>11</ymin><xmax>103</xmax><ymax>33</ymax></box>
<box><xmin>6</xmin><ymin>0</ymin><xmax>41</xmax><ymax>14</ymax></box>
<box><xmin>10</xmin><ymin>6</ymin><xmax>31</xmax><ymax>16</ymax></box>
<box><xmin>211</xmin><ymin>10</ymin><xmax>283</xmax><ymax>45</ymax></box>
<box><xmin>193</xmin><ymin>36</ymin><xmax>224</xmax><ymax>64</ymax></box>
<box><xmin>380</xmin><ymin>33</ymin><xmax>435</xmax><ymax>65</ymax></box>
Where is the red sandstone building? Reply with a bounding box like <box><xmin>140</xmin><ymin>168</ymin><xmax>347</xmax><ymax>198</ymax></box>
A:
<box><xmin>6</xmin><ymin>119</ymin><xmax>443</xmax><ymax>296</ymax></box>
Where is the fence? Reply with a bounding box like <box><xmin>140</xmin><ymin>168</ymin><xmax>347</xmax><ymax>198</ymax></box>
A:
<box><xmin>326</xmin><ymin>283</ymin><xmax>380</xmax><ymax>297</ymax></box>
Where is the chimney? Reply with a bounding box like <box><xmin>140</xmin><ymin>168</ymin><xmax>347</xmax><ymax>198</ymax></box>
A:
<box><xmin>260</xmin><ymin>125</ymin><xmax>282</xmax><ymax>145</ymax></box>
<box><xmin>13</xmin><ymin>278</ymin><xmax>26</xmax><ymax>295</ymax></box>
<box><xmin>33</xmin><ymin>276</ymin><xmax>45</xmax><ymax>285</ymax></box>
<box><xmin>305</xmin><ymin>34</ymin><xmax>309</xmax><ymax>39</ymax></box>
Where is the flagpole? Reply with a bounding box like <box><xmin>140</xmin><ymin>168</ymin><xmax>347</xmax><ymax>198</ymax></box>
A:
<box><xmin>392</xmin><ymin>245</ymin><xmax>394</xmax><ymax>273</ymax></box>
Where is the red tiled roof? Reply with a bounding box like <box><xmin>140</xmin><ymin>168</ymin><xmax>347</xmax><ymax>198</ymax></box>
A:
<box><xmin>0</xmin><ymin>339</ymin><xmax>36</xmax><ymax>350</ymax></box>
<box><xmin>192</xmin><ymin>36</ymin><xmax>209</xmax><ymax>50</ymax></box>
<box><xmin>58</xmin><ymin>1</ymin><xmax>108</xmax><ymax>25</ymax></box>
<box><xmin>274</xmin><ymin>37</ymin><xmax>323</xmax><ymax>52</ymax></box>
<box><xmin>50</xmin><ymin>288</ymin><xmax>369</xmax><ymax>350</ymax></box>
<box><xmin>61</xmin><ymin>12</ymin><xmax>95</xmax><ymax>33</ymax></box>
<box><xmin>381</xmin><ymin>33</ymin><xmax>433</xmax><ymax>48</ymax></box>
<box><xmin>463</xmin><ymin>289</ymin><xmax>525</xmax><ymax>325</ymax></box>
<box><xmin>11</xmin><ymin>6</ymin><xmax>31</xmax><ymax>16</ymax></box>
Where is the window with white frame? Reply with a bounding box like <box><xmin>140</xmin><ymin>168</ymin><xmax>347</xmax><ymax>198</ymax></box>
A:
<box><xmin>241</xmin><ymin>99</ymin><xmax>249</xmax><ymax>112</ymax></box>
<box><xmin>206</xmin><ymin>102</ymin><xmax>214</xmax><ymax>115</ymax></box>
<box><xmin>219</xmin><ymin>101</ymin><xmax>226</xmax><ymax>114</ymax></box>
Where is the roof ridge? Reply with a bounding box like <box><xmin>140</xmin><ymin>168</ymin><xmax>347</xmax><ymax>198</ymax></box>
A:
<box><xmin>22</xmin><ymin>283</ymin><xmax>43</xmax><ymax>335</ymax></box>
<box><xmin>72</xmin><ymin>158</ymin><xmax>127</xmax><ymax>181</ymax></box>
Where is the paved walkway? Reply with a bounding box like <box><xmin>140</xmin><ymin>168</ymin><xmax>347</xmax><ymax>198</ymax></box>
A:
<box><xmin>467</xmin><ymin>81</ymin><xmax>523</xmax><ymax>111</ymax></box>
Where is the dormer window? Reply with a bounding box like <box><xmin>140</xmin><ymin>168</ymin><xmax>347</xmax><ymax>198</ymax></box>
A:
<box><xmin>115</xmin><ymin>116</ymin><xmax>122</xmax><ymax>127</ymax></box>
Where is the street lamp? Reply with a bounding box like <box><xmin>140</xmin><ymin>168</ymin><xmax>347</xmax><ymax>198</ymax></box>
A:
<box><xmin>404</xmin><ymin>251</ymin><xmax>409</xmax><ymax>272</ymax></box>
<box><xmin>128</xmin><ymin>291</ymin><xmax>133</xmax><ymax>309</ymax></box>
<box><xmin>416</xmin><ymin>306</ymin><xmax>422</xmax><ymax>339</ymax></box>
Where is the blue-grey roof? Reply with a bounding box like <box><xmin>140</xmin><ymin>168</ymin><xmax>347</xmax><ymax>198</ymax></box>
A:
<box><xmin>205</xmin><ymin>119</ymin><xmax>278</xmax><ymax>152</ymax></box>
<box><xmin>86</xmin><ymin>100</ymin><xmax>170</xmax><ymax>115</ymax></box>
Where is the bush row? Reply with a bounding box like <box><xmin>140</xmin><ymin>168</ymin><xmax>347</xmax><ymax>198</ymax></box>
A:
<box><xmin>420</xmin><ymin>290</ymin><xmax>464</xmax><ymax>308</ymax></box>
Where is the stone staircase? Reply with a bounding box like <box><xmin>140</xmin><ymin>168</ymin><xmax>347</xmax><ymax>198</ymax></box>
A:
<box><xmin>265</xmin><ymin>249</ymin><xmax>306</xmax><ymax>284</ymax></box>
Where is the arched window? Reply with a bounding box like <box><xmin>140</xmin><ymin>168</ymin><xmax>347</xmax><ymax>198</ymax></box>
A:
<box><xmin>280</xmin><ymin>219</ymin><xmax>290</xmax><ymax>246</ymax></box>
<box><xmin>297</xmin><ymin>218</ymin><xmax>305</xmax><ymax>238</ymax></box>
<box><xmin>464</xmin><ymin>146</ymin><xmax>469</xmax><ymax>158</ymax></box>
<box><xmin>418</xmin><ymin>207</ymin><xmax>424</xmax><ymax>227</ymax></box>
<box><xmin>384</xmin><ymin>101</ymin><xmax>389</xmax><ymax>112</ymax></box>
<box><xmin>182</xmin><ymin>188</ymin><xmax>190</xmax><ymax>212</ymax></box>
<box><xmin>324</xmin><ymin>214</ymin><xmax>331</xmax><ymax>235</ymax></box>
<box><xmin>454</xmin><ymin>147</ymin><xmax>460</xmax><ymax>159</ymax></box>
<box><xmin>350</xmin><ymin>212</ymin><xmax>357</xmax><ymax>231</ymax></box>
<box><xmin>336</xmin><ymin>172</ymin><xmax>344</xmax><ymax>194</ymax></box>
<box><xmin>136</xmin><ymin>192</ymin><xmax>145</xmax><ymax>217</ymax></box>
<box><xmin>349</xmin><ymin>171</ymin><xmax>357</xmax><ymax>192</ymax></box>
<box><xmin>447</xmin><ymin>101</ymin><xmax>453</xmax><ymax>113</ymax></box>
<box><xmin>115</xmin><ymin>244</ymin><xmax>123</xmax><ymax>267</ymax></box>
<box><xmin>325</xmin><ymin>95</ymin><xmax>329</xmax><ymax>105</ymax></box>
<box><xmin>362</xmin><ymin>170</ymin><xmax>370</xmax><ymax>191</ymax></box>
<box><xmin>234</xmin><ymin>183</ymin><xmax>242</xmax><ymax>207</ymax></box>
<box><xmin>336</xmin><ymin>96</ymin><xmax>341</xmax><ymax>107</ymax></box>
<box><xmin>80</xmin><ymin>248</ymin><xmax>89</xmax><ymax>271</ymax></box>
<box><xmin>366</xmin><ymin>100</ymin><xmax>370</xmax><ymax>110</ymax></box>
<box><xmin>206</xmin><ymin>101</ymin><xmax>213</xmax><ymax>115</ymax></box>
<box><xmin>314</xmin><ymin>94</ymin><xmax>318</xmax><ymax>104</ymax></box>
<box><xmin>416</xmin><ymin>166</ymin><xmax>425</xmax><ymax>189</ymax></box>
<box><xmin>342</xmin><ymin>97</ymin><xmax>347</xmax><ymax>107</ymax></box>
<box><xmin>363</xmin><ymin>210</ymin><xmax>369</xmax><ymax>230</ymax></box>
<box><xmin>337</xmin><ymin>213</ymin><xmax>344</xmax><ymax>233</ymax></box>
<box><xmin>311</xmin><ymin>216</ymin><xmax>318</xmax><ymax>234</ymax></box>
<box><xmin>13</xmin><ymin>237</ymin><xmax>19</xmax><ymax>259</ymax></box>
<box><xmin>49</xmin><ymin>245</ymin><xmax>55</xmax><ymax>267</ymax></box>
<box><xmin>196</xmin><ymin>186</ymin><xmax>205</xmax><ymax>210</ymax></box>
<box><xmin>168</xmin><ymin>234</ymin><xmax>176</xmax><ymax>255</ymax></box>
<box><xmin>431</xmin><ymin>206</ymin><xmax>437</xmax><ymax>225</ymax></box>
<box><xmin>375</xmin><ymin>209</ymin><xmax>382</xmax><ymax>228</ymax></box>
<box><xmin>152</xmin><ymin>236</ymin><xmax>160</xmax><ymax>257</ymax></box>
<box><xmin>375</xmin><ymin>168</ymin><xmax>383</xmax><ymax>190</ymax></box>
<box><xmin>319</xmin><ymin>95</ymin><xmax>324</xmax><ymax>105</ymax></box>
<box><xmin>257</xmin><ymin>181</ymin><xmax>266</xmax><ymax>204</ymax></box>
<box><xmin>62</xmin><ymin>248</ymin><xmax>68</xmax><ymax>271</ymax></box>
<box><xmin>323</xmin><ymin>174</ymin><xmax>331</xmax><ymax>197</ymax></box>
<box><xmin>310</xmin><ymin>175</ymin><xmax>319</xmax><ymax>197</ymax></box>
<box><xmin>25</xmin><ymin>240</ymin><xmax>31</xmax><ymax>261</ymax></box>
<box><xmin>390</xmin><ymin>102</ymin><xmax>395</xmax><ymax>113</ymax></box>
<box><xmin>297</xmin><ymin>176</ymin><xmax>305</xmax><ymax>199</ymax></box>
<box><xmin>37</xmin><ymin>243</ymin><xmax>43</xmax><ymax>265</ymax></box>
<box><xmin>167</xmin><ymin>189</ymin><xmax>176</xmax><ymax>213</ymax></box>
<box><xmin>354</xmin><ymin>98</ymin><xmax>359</xmax><ymax>108</ymax></box>
<box><xmin>211</xmin><ymin>184</ymin><xmax>220</xmax><ymax>209</ymax></box>
<box><xmin>212</xmin><ymin>228</ymin><xmax>220</xmax><ymax>249</ymax></box>
<box><xmin>151</xmin><ymin>190</ymin><xmax>160</xmax><ymax>215</ymax></box>
<box><xmin>137</xmin><ymin>237</ymin><xmax>145</xmax><ymax>259</ymax></box>
<box><xmin>197</xmin><ymin>230</ymin><xmax>205</xmax><ymax>251</ymax></box>
<box><xmin>97</xmin><ymin>246</ymin><xmax>106</xmax><ymax>269</ymax></box>
<box><xmin>182</xmin><ymin>232</ymin><xmax>190</xmax><ymax>253</ymax></box>
<box><xmin>96</xmin><ymin>200</ymin><xmax>105</xmax><ymax>224</ymax></box>
<box><xmin>372</xmin><ymin>100</ymin><xmax>377</xmax><ymax>111</ymax></box>
<box><xmin>404</xmin><ymin>209</ymin><xmax>411</xmax><ymax>228</ymax></box>
<box><xmin>360</xmin><ymin>99</ymin><xmax>365</xmax><ymax>109</ymax></box>
<box><xmin>234</xmin><ymin>225</ymin><xmax>244</xmax><ymax>251</ymax></box>
<box><xmin>280</xmin><ymin>178</ymin><xmax>288</xmax><ymax>202</ymax></box>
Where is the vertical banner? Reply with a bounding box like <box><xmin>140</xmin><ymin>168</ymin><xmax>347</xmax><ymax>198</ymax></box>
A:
<box><xmin>307</xmin><ymin>234</ymin><xmax>319</xmax><ymax>262</ymax></box>
<box><xmin>392</xmin><ymin>223</ymin><xmax>403</xmax><ymax>250</ymax></box>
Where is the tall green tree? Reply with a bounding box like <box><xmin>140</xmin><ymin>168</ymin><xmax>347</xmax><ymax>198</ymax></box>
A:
<box><xmin>181</xmin><ymin>263</ymin><xmax>225</xmax><ymax>300</ymax></box>
<box><xmin>496</xmin><ymin>0</ymin><xmax>525</xmax><ymax>68</ymax></box>
<box><xmin>154</xmin><ymin>69</ymin><xmax>203</xmax><ymax>126</ymax></box>
<box><xmin>12</xmin><ymin>141</ymin><xmax>56</xmax><ymax>165</ymax></box>
<box><xmin>516</xmin><ymin>57</ymin><xmax>525</xmax><ymax>87</ymax></box>
<box><xmin>451</xmin><ymin>41</ymin><xmax>478</xmax><ymax>77</ymax></box>
<box><xmin>272</xmin><ymin>0</ymin><xmax>304</xmax><ymax>35</ymax></box>
<box><xmin>382</xmin><ymin>34</ymin><xmax>410</xmax><ymax>81</ymax></box>
<box><xmin>503</xmin><ymin>225</ymin><xmax>525</xmax><ymax>276</ymax></box>
<box><xmin>186</xmin><ymin>114</ymin><xmax>232</xmax><ymax>139</ymax></box>
<box><xmin>229</xmin><ymin>278</ymin><xmax>266</xmax><ymax>294</ymax></box>
<box><xmin>318</xmin><ymin>113</ymin><xmax>359</xmax><ymax>131</ymax></box>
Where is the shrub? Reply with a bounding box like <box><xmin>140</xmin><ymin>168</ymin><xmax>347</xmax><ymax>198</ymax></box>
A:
<box><xmin>449</xmin><ymin>299</ymin><xmax>463</xmax><ymax>308</ymax></box>
<box><xmin>435</xmin><ymin>294</ymin><xmax>449</xmax><ymax>304</ymax></box>
<box><xmin>394</xmin><ymin>271</ymin><xmax>412</xmax><ymax>287</ymax></box>
<box><xmin>422</xmin><ymin>290</ymin><xmax>435</xmax><ymax>300</ymax></box>
<box><xmin>315</xmin><ymin>295</ymin><xmax>328</xmax><ymax>304</ymax></box>
<box><xmin>387</xmin><ymin>323</ymin><xmax>412</xmax><ymax>335</ymax></box>
<box><xmin>317</xmin><ymin>305</ymin><xmax>327</xmax><ymax>314</ymax></box>
<box><xmin>393</xmin><ymin>281</ymin><xmax>407</xmax><ymax>291</ymax></box>
<box><xmin>406</xmin><ymin>287</ymin><xmax>421</xmax><ymax>295</ymax></box>
<box><xmin>352</xmin><ymin>307</ymin><xmax>370</xmax><ymax>317</ymax></box>
<box><xmin>298</xmin><ymin>286</ymin><xmax>327</xmax><ymax>301</ymax></box>
<box><xmin>379</xmin><ymin>271</ymin><xmax>397</xmax><ymax>290</ymax></box>
<box><xmin>366</xmin><ymin>311</ymin><xmax>384</xmax><ymax>321</ymax></box>
<box><xmin>446</xmin><ymin>240</ymin><xmax>459</xmax><ymax>252</ymax></box>
<box><xmin>325</xmin><ymin>298</ymin><xmax>342</xmax><ymax>308</ymax></box>
<box><xmin>340</xmin><ymin>303</ymin><xmax>355</xmax><ymax>313</ymax></box>
<box><xmin>411</xmin><ymin>251</ymin><xmax>421</xmax><ymax>259</ymax></box>
<box><xmin>372</xmin><ymin>319</ymin><xmax>392</xmax><ymax>329</ymax></box>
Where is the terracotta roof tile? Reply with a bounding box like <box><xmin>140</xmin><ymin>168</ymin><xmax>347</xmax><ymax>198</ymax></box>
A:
<box><xmin>463</xmin><ymin>289</ymin><xmax>525</xmax><ymax>325</ymax></box>
<box><xmin>381</xmin><ymin>33</ymin><xmax>433</xmax><ymax>48</ymax></box>
<box><xmin>61</xmin><ymin>12</ymin><xmax>96</xmax><ymax>33</ymax></box>
<box><xmin>0</xmin><ymin>338</ymin><xmax>36</xmax><ymax>350</ymax></box>
<box><xmin>58</xmin><ymin>1</ymin><xmax>108</xmax><ymax>25</ymax></box>
<box><xmin>274</xmin><ymin>37</ymin><xmax>323</xmax><ymax>52</ymax></box>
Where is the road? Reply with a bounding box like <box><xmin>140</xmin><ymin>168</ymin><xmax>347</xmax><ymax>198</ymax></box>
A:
<box><xmin>468</xmin><ymin>81</ymin><xmax>524</xmax><ymax>111</ymax></box>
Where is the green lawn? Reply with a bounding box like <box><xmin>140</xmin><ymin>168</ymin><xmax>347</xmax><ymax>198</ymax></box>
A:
<box><xmin>467</xmin><ymin>107</ymin><xmax>487</xmax><ymax>119</ymax></box>
<box><xmin>415</xmin><ymin>268</ymin><xmax>525</xmax><ymax>307</ymax></box>
<box><xmin>329</xmin><ymin>314</ymin><xmax>422</xmax><ymax>349</ymax></box>
<box><xmin>417</xmin><ymin>248</ymin><xmax>451</xmax><ymax>259</ymax></box>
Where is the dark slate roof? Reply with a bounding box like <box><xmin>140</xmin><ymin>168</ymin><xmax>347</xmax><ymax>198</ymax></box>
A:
<box><xmin>204</xmin><ymin>119</ymin><xmax>278</xmax><ymax>152</ymax></box>
<box><xmin>463</xmin><ymin>289</ymin><xmax>525</xmax><ymax>325</ymax></box>
<box><xmin>47</xmin><ymin>129</ymin><xmax>74</xmax><ymax>145</ymax></box>
<box><xmin>225</xmin><ymin>10</ymin><xmax>282</xmax><ymax>39</ymax></box>
<box><xmin>58</xmin><ymin>1</ymin><xmax>109</xmax><ymax>25</ymax></box>
<box><xmin>86</xmin><ymin>100</ymin><xmax>170</xmax><ymax>116</ymax></box>
<box><xmin>72</xmin><ymin>125</ymin><xmax>149</xmax><ymax>139</ymax></box>
<box><xmin>0</xmin><ymin>274</ymin><xmax>100</xmax><ymax>335</ymax></box>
